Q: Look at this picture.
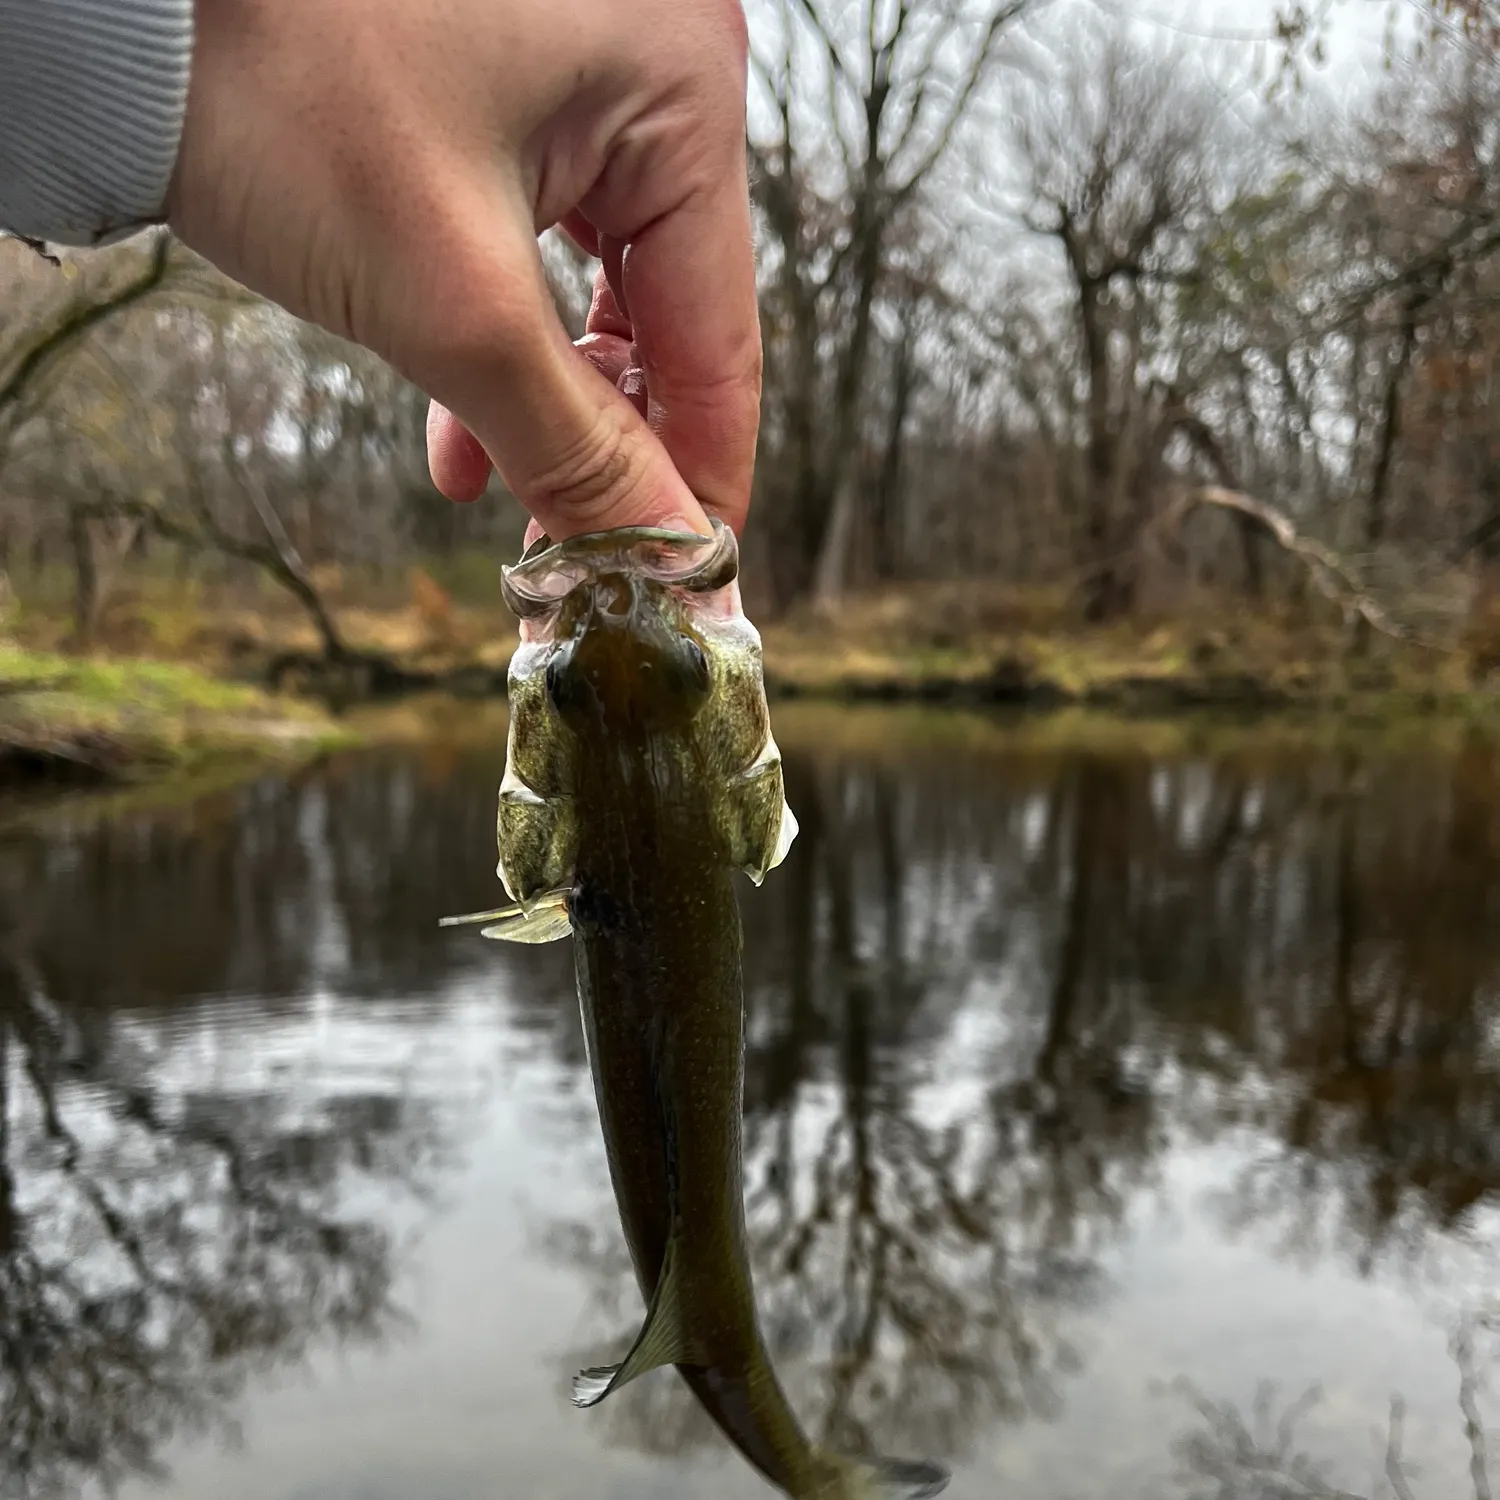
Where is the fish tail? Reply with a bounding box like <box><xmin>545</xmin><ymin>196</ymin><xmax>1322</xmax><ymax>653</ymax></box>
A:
<box><xmin>825</xmin><ymin>1450</ymin><xmax>950</xmax><ymax>1499</ymax></box>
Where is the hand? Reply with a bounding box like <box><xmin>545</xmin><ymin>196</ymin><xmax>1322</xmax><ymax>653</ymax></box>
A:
<box><xmin>165</xmin><ymin>0</ymin><xmax>762</xmax><ymax>540</ymax></box>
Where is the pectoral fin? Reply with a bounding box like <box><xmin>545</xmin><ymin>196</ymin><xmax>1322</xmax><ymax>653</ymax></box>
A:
<box><xmin>572</xmin><ymin>1229</ymin><xmax>704</xmax><ymax>1408</ymax></box>
<box><xmin>439</xmin><ymin>889</ymin><xmax>572</xmax><ymax>944</ymax></box>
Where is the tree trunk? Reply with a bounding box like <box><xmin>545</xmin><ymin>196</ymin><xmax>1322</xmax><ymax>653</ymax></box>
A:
<box><xmin>1238</xmin><ymin>515</ymin><xmax>1264</xmax><ymax>598</ymax></box>
<box><xmin>872</xmin><ymin>325</ymin><xmax>915</xmax><ymax>581</ymax></box>
<box><xmin>243</xmin><ymin>481</ymin><xmax>349</xmax><ymax>660</ymax></box>
<box><xmin>811</xmin><ymin>195</ymin><xmax>885</xmax><ymax>610</ymax></box>
<box><xmin>813</xmin><ymin>470</ymin><xmax>861</xmax><ymax>610</ymax></box>
<box><xmin>768</xmin><ymin>306</ymin><xmax>825</xmax><ymax>611</ymax></box>
<box><xmin>1364</xmin><ymin>289</ymin><xmax>1423</xmax><ymax>552</ymax></box>
<box><xmin>1067</xmin><ymin>251</ymin><xmax>1122</xmax><ymax>620</ymax></box>
<box><xmin>68</xmin><ymin>505</ymin><xmax>98</xmax><ymax>646</ymax></box>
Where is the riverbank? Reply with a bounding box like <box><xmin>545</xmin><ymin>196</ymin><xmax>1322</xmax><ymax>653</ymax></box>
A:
<box><xmin>0</xmin><ymin>643</ymin><xmax>357</xmax><ymax>797</ymax></box>
<box><xmin>12</xmin><ymin>571</ymin><xmax>1498</xmax><ymax>714</ymax></box>
<box><xmin>759</xmin><ymin>583</ymin><xmax>1499</xmax><ymax>713</ymax></box>
<box><xmin>4</xmin><ymin>572</ymin><xmax>1497</xmax><ymax>808</ymax></box>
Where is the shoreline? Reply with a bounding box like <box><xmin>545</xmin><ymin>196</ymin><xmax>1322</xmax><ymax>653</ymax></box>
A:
<box><xmin>5</xmin><ymin>583</ymin><xmax>1497</xmax><ymax>812</ymax></box>
<box><xmin>4</xmin><ymin>656</ymin><xmax>1496</xmax><ymax>832</ymax></box>
<box><xmin>0</xmin><ymin>643</ymin><xmax>360</xmax><ymax>811</ymax></box>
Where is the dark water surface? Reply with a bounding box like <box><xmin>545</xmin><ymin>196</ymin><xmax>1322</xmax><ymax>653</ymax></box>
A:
<box><xmin>3</xmin><ymin>704</ymin><xmax>1500</xmax><ymax>1500</ymax></box>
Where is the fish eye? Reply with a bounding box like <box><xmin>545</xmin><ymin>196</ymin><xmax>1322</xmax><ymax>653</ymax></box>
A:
<box><xmin>545</xmin><ymin>642</ymin><xmax>583</xmax><ymax>715</ymax></box>
<box><xmin>676</xmin><ymin>637</ymin><xmax>710</xmax><ymax>694</ymax></box>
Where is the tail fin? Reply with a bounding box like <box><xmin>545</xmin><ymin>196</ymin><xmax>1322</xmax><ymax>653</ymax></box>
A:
<box><xmin>852</xmin><ymin>1456</ymin><xmax>950</xmax><ymax>1499</ymax></box>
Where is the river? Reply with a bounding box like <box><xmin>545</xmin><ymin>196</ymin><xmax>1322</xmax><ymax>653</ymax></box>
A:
<box><xmin>1</xmin><ymin>703</ymin><xmax>1498</xmax><ymax>1500</ymax></box>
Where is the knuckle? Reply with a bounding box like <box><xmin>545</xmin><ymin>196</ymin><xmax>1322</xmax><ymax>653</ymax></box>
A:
<box><xmin>520</xmin><ymin>407</ymin><xmax>649</xmax><ymax>524</ymax></box>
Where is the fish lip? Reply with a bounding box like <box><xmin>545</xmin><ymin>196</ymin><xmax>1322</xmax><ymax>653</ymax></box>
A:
<box><xmin>502</xmin><ymin>519</ymin><xmax>738</xmax><ymax>620</ymax></box>
<box><xmin>515</xmin><ymin>523</ymin><xmax>714</xmax><ymax>567</ymax></box>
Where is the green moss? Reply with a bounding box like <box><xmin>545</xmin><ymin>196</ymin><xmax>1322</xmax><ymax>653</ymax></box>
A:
<box><xmin>0</xmin><ymin>644</ymin><xmax>360</xmax><ymax>785</ymax></box>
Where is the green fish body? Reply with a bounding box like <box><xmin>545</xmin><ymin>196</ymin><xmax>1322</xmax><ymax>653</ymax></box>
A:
<box><xmin>445</xmin><ymin>522</ymin><xmax>947</xmax><ymax>1500</ymax></box>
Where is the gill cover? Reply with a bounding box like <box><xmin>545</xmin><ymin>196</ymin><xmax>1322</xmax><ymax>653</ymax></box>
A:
<box><xmin>441</xmin><ymin>519</ymin><xmax>798</xmax><ymax>941</ymax></box>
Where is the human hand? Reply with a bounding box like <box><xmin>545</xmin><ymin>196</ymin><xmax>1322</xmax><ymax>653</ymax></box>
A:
<box><xmin>165</xmin><ymin>0</ymin><xmax>761</xmax><ymax>540</ymax></box>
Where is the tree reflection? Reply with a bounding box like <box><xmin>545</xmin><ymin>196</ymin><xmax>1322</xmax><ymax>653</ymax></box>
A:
<box><xmin>1163</xmin><ymin>1310</ymin><xmax>1500</xmax><ymax>1499</ymax></box>
<box><xmin>1210</xmin><ymin>736</ymin><xmax>1500</xmax><ymax>1275</ymax></box>
<box><xmin>542</xmin><ymin>724</ymin><xmax>1500</xmax><ymax>1476</ymax></box>
<box><xmin>4</xmin><ymin>718</ymin><xmax>1500</xmax><ymax>1493</ymax></box>
<box><xmin>0</xmin><ymin>856</ymin><xmax>445</xmax><ymax>1498</ymax></box>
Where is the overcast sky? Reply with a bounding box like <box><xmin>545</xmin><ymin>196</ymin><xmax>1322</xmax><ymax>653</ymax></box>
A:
<box><xmin>1070</xmin><ymin>0</ymin><xmax>1417</xmax><ymax>95</ymax></box>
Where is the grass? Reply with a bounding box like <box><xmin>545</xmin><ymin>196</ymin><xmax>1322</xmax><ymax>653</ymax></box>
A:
<box><xmin>0</xmin><ymin>641</ymin><xmax>360</xmax><ymax>791</ymax></box>
<box><xmin>758</xmin><ymin>580</ymin><xmax>1499</xmax><ymax>714</ymax></box>
<box><xmin>8</xmin><ymin>560</ymin><xmax>1500</xmax><ymax>724</ymax></box>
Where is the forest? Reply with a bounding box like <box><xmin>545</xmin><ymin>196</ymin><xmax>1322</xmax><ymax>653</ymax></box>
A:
<box><xmin>0</xmin><ymin>0</ymin><xmax>1497</xmax><ymax>684</ymax></box>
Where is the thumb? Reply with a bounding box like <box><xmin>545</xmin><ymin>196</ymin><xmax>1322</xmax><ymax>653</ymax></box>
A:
<box><xmin>419</xmin><ymin>222</ymin><xmax>710</xmax><ymax>542</ymax></box>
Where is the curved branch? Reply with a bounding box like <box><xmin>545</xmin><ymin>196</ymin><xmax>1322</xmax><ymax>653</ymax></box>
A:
<box><xmin>0</xmin><ymin>234</ymin><xmax>174</xmax><ymax>424</ymax></box>
<box><xmin>1160</xmin><ymin>485</ymin><xmax>1445</xmax><ymax>648</ymax></box>
<box><xmin>73</xmin><ymin>492</ymin><xmax>349</xmax><ymax>660</ymax></box>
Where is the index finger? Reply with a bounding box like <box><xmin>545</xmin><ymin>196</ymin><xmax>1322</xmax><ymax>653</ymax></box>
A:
<box><xmin>620</xmin><ymin>174</ymin><xmax>762</xmax><ymax>534</ymax></box>
<box><xmin>582</xmin><ymin>87</ymin><xmax>762</xmax><ymax>533</ymax></box>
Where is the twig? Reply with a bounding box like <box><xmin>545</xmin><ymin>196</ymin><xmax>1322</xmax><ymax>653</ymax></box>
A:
<box><xmin>1454</xmin><ymin>1321</ymin><xmax>1494</xmax><ymax>1500</ymax></box>
<box><xmin>1384</xmin><ymin>1394</ymin><xmax>1420</xmax><ymax>1500</ymax></box>
<box><xmin>11</xmin><ymin>234</ymin><xmax>61</xmax><ymax>268</ymax></box>
<box><xmin>0</xmin><ymin>233</ymin><xmax>173</xmax><ymax>421</ymax></box>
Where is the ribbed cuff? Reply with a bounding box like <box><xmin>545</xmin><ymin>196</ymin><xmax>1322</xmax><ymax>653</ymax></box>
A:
<box><xmin>0</xmin><ymin>0</ymin><xmax>195</xmax><ymax>247</ymax></box>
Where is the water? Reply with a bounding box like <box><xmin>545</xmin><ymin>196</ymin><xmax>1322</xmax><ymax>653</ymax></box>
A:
<box><xmin>2</xmin><ymin>703</ymin><xmax>1500</xmax><ymax>1500</ymax></box>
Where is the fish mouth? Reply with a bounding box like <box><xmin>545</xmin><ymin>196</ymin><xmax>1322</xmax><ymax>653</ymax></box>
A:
<box><xmin>501</xmin><ymin>518</ymin><xmax>738</xmax><ymax>621</ymax></box>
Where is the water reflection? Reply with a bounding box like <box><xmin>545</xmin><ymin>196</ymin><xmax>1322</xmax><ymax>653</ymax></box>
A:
<box><xmin>544</xmin><ymin>720</ymin><xmax>1500</xmax><ymax>1482</ymax></box>
<box><xmin>1163</xmin><ymin>1308</ymin><xmax>1500</xmax><ymax>1499</ymax></box>
<box><xmin>0</xmin><ymin>768</ymin><xmax>474</xmax><ymax>1499</ymax></box>
<box><xmin>0</xmin><ymin>713</ymin><xmax>1498</xmax><ymax>1497</ymax></box>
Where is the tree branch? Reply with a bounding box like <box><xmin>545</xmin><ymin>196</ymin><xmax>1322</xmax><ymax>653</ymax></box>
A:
<box><xmin>893</xmin><ymin>0</ymin><xmax>1030</xmax><ymax>200</ymax></box>
<box><xmin>0</xmin><ymin>234</ymin><xmax>174</xmax><ymax>425</ymax></box>
<box><xmin>73</xmin><ymin>491</ymin><xmax>349</xmax><ymax>659</ymax></box>
<box><xmin>1159</xmin><ymin>484</ymin><xmax>1441</xmax><ymax>647</ymax></box>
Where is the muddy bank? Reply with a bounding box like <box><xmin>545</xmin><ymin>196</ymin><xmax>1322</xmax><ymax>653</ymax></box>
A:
<box><xmin>0</xmin><ymin>645</ymin><xmax>358</xmax><ymax>800</ymax></box>
<box><xmin>10</xmin><ymin>575</ymin><xmax>1500</xmax><ymax>730</ymax></box>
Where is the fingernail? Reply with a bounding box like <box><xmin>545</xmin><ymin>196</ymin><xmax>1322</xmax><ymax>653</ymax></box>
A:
<box><xmin>619</xmin><ymin>365</ymin><xmax>649</xmax><ymax>420</ymax></box>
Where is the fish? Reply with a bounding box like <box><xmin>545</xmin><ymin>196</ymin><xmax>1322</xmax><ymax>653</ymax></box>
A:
<box><xmin>443</xmin><ymin>520</ymin><xmax>948</xmax><ymax>1500</ymax></box>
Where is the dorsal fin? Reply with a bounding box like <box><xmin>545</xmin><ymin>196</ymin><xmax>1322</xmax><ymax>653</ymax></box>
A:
<box><xmin>572</xmin><ymin>1227</ymin><xmax>705</xmax><ymax>1407</ymax></box>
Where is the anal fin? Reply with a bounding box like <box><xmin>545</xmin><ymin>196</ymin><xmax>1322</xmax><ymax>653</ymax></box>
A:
<box><xmin>439</xmin><ymin>888</ymin><xmax>572</xmax><ymax>944</ymax></box>
<box><xmin>572</xmin><ymin>1228</ymin><xmax>702</xmax><ymax>1408</ymax></box>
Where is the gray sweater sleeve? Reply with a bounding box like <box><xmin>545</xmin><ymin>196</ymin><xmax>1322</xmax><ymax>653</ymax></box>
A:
<box><xmin>0</xmin><ymin>0</ymin><xmax>194</xmax><ymax>247</ymax></box>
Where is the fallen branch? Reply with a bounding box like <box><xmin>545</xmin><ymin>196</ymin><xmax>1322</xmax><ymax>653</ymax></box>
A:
<box><xmin>0</xmin><ymin>724</ymin><xmax>125</xmax><ymax>784</ymax></box>
<box><xmin>73</xmin><ymin>491</ymin><xmax>350</xmax><ymax>661</ymax></box>
<box><xmin>1158</xmin><ymin>484</ymin><xmax>1445</xmax><ymax>649</ymax></box>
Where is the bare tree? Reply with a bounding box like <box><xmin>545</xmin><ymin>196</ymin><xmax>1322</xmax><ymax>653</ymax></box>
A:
<box><xmin>1000</xmin><ymin>32</ymin><xmax>1227</xmax><ymax>618</ymax></box>
<box><xmin>747</xmin><ymin>0</ymin><xmax>1040</xmax><ymax>609</ymax></box>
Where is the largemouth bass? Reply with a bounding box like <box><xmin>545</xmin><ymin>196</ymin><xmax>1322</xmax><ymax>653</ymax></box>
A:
<box><xmin>444</xmin><ymin>521</ymin><xmax>947</xmax><ymax>1500</ymax></box>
